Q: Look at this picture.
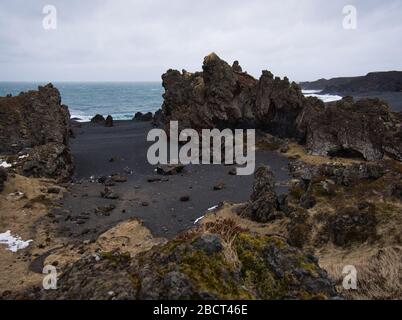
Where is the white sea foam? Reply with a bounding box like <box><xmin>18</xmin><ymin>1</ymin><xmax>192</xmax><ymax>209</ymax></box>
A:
<box><xmin>70</xmin><ymin>112</ymin><xmax>135</xmax><ymax>123</ymax></box>
<box><xmin>0</xmin><ymin>231</ymin><xmax>33</xmax><ymax>252</ymax></box>
<box><xmin>302</xmin><ymin>90</ymin><xmax>342</xmax><ymax>103</ymax></box>
<box><xmin>70</xmin><ymin>113</ymin><xmax>93</xmax><ymax>123</ymax></box>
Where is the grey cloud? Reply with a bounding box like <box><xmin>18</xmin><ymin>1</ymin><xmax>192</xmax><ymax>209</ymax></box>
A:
<box><xmin>0</xmin><ymin>0</ymin><xmax>401</xmax><ymax>81</ymax></box>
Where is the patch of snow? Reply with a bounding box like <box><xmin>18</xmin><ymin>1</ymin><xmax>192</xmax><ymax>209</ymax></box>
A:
<box><xmin>207</xmin><ymin>205</ymin><xmax>219</xmax><ymax>211</ymax></box>
<box><xmin>0</xmin><ymin>161</ymin><xmax>12</xmax><ymax>168</ymax></box>
<box><xmin>194</xmin><ymin>216</ymin><xmax>205</xmax><ymax>224</ymax></box>
<box><xmin>0</xmin><ymin>231</ymin><xmax>33</xmax><ymax>252</ymax></box>
<box><xmin>18</xmin><ymin>155</ymin><xmax>29</xmax><ymax>159</ymax></box>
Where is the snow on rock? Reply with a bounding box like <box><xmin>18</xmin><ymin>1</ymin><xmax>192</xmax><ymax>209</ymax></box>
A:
<box><xmin>0</xmin><ymin>231</ymin><xmax>33</xmax><ymax>252</ymax></box>
<box><xmin>0</xmin><ymin>161</ymin><xmax>12</xmax><ymax>168</ymax></box>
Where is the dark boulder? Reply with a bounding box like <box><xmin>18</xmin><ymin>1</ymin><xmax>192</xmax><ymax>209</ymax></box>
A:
<box><xmin>133</xmin><ymin>112</ymin><xmax>153</xmax><ymax>122</ymax></box>
<box><xmin>327</xmin><ymin>206</ymin><xmax>377</xmax><ymax>247</ymax></box>
<box><xmin>232</xmin><ymin>60</ymin><xmax>243</xmax><ymax>73</ymax></box>
<box><xmin>0</xmin><ymin>167</ymin><xmax>7</xmax><ymax>192</ymax></box>
<box><xmin>240</xmin><ymin>166</ymin><xmax>282</xmax><ymax>222</ymax></box>
<box><xmin>90</xmin><ymin>114</ymin><xmax>105</xmax><ymax>124</ymax></box>
<box><xmin>156</xmin><ymin>164</ymin><xmax>185</xmax><ymax>175</ymax></box>
<box><xmin>105</xmin><ymin>115</ymin><xmax>113</xmax><ymax>127</ymax></box>
<box><xmin>17</xmin><ymin>143</ymin><xmax>74</xmax><ymax>182</ymax></box>
<box><xmin>151</xmin><ymin>109</ymin><xmax>164</xmax><ymax>127</ymax></box>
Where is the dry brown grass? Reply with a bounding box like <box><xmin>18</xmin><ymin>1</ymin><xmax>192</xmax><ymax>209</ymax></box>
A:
<box><xmin>284</xmin><ymin>142</ymin><xmax>362</xmax><ymax>165</ymax></box>
<box><xmin>321</xmin><ymin>246</ymin><xmax>402</xmax><ymax>300</ymax></box>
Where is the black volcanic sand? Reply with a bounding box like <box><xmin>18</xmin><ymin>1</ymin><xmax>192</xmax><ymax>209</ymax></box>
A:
<box><xmin>52</xmin><ymin>120</ymin><xmax>290</xmax><ymax>239</ymax></box>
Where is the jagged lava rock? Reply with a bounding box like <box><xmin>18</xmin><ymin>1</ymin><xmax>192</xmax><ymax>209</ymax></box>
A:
<box><xmin>105</xmin><ymin>115</ymin><xmax>114</xmax><ymax>127</ymax></box>
<box><xmin>0</xmin><ymin>167</ymin><xmax>7</xmax><ymax>192</ymax></box>
<box><xmin>161</xmin><ymin>52</ymin><xmax>309</xmax><ymax>138</ymax></box>
<box><xmin>0</xmin><ymin>83</ymin><xmax>71</xmax><ymax>153</ymax></box>
<box><xmin>91</xmin><ymin>114</ymin><xmax>106</xmax><ymax>124</ymax></box>
<box><xmin>241</xmin><ymin>165</ymin><xmax>282</xmax><ymax>222</ymax></box>
<box><xmin>296</xmin><ymin>97</ymin><xmax>399</xmax><ymax>161</ymax></box>
<box><xmin>18</xmin><ymin>143</ymin><xmax>74</xmax><ymax>182</ymax></box>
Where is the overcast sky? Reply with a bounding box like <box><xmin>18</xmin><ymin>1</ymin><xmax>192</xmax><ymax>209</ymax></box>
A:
<box><xmin>0</xmin><ymin>0</ymin><xmax>401</xmax><ymax>82</ymax></box>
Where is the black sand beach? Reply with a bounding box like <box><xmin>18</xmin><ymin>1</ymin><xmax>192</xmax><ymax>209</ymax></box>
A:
<box><xmin>53</xmin><ymin>120</ymin><xmax>290</xmax><ymax>239</ymax></box>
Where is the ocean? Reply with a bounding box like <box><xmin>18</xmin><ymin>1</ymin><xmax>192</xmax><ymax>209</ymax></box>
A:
<box><xmin>0</xmin><ymin>82</ymin><xmax>164</xmax><ymax>122</ymax></box>
<box><xmin>0</xmin><ymin>82</ymin><xmax>342</xmax><ymax>122</ymax></box>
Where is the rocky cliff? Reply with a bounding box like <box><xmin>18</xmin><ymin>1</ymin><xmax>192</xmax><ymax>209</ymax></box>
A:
<box><xmin>162</xmin><ymin>53</ymin><xmax>315</xmax><ymax>138</ymax></box>
<box><xmin>300</xmin><ymin>71</ymin><xmax>402</xmax><ymax>94</ymax></box>
<box><xmin>296</xmin><ymin>96</ymin><xmax>402</xmax><ymax>161</ymax></box>
<box><xmin>0</xmin><ymin>84</ymin><xmax>73</xmax><ymax>181</ymax></box>
<box><xmin>162</xmin><ymin>54</ymin><xmax>402</xmax><ymax>162</ymax></box>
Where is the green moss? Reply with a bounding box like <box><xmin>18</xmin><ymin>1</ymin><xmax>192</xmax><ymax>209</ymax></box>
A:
<box><xmin>100</xmin><ymin>251</ymin><xmax>131</xmax><ymax>263</ymax></box>
<box><xmin>296</xmin><ymin>253</ymin><xmax>320</xmax><ymax>277</ymax></box>
<box><xmin>179</xmin><ymin>249</ymin><xmax>253</xmax><ymax>299</ymax></box>
<box><xmin>234</xmin><ymin>233</ymin><xmax>288</xmax><ymax>299</ymax></box>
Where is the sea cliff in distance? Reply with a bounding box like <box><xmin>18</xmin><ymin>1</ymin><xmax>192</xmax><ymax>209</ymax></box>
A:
<box><xmin>300</xmin><ymin>71</ymin><xmax>402</xmax><ymax>111</ymax></box>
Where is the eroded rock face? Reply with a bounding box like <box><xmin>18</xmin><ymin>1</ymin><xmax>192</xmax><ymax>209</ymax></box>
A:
<box><xmin>17</xmin><ymin>143</ymin><xmax>74</xmax><ymax>182</ymax></box>
<box><xmin>297</xmin><ymin>97</ymin><xmax>398</xmax><ymax>161</ymax></box>
<box><xmin>0</xmin><ymin>167</ymin><xmax>7</xmax><ymax>192</ymax></box>
<box><xmin>241</xmin><ymin>166</ymin><xmax>282</xmax><ymax>222</ymax></box>
<box><xmin>0</xmin><ymin>84</ymin><xmax>74</xmax><ymax>181</ymax></box>
<box><xmin>0</xmin><ymin>84</ymin><xmax>71</xmax><ymax>153</ymax></box>
<box><xmin>288</xmin><ymin>159</ymin><xmax>386</xmax><ymax>186</ymax></box>
<box><xmin>161</xmin><ymin>53</ymin><xmax>306</xmax><ymax>138</ymax></box>
<box><xmin>327</xmin><ymin>205</ymin><xmax>377</xmax><ymax>247</ymax></box>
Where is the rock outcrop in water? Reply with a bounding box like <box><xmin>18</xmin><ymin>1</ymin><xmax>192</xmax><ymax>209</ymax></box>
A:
<box><xmin>161</xmin><ymin>52</ymin><xmax>312</xmax><ymax>138</ymax></box>
<box><xmin>0</xmin><ymin>84</ymin><xmax>74</xmax><ymax>181</ymax></box>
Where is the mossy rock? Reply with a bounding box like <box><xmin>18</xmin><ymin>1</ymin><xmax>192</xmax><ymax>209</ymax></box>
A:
<box><xmin>34</xmin><ymin>229</ymin><xmax>338</xmax><ymax>300</ymax></box>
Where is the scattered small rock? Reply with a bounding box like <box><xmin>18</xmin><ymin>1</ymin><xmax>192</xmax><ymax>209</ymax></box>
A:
<box><xmin>111</xmin><ymin>173</ymin><xmax>128</xmax><ymax>183</ymax></box>
<box><xmin>47</xmin><ymin>186</ymin><xmax>61</xmax><ymax>194</ymax></box>
<box><xmin>147</xmin><ymin>177</ymin><xmax>169</xmax><ymax>183</ymax></box>
<box><xmin>156</xmin><ymin>164</ymin><xmax>185</xmax><ymax>175</ymax></box>
<box><xmin>213</xmin><ymin>182</ymin><xmax>225</xmax><ymax>191</ymax></box>
<box><xmin>100</xmin><ymin>187</ymin><xmax>119</xmax><ymax>200</ymax></box>
<box><xmin>95</xmin><ymin>204</ymin><xmax>116</xmax><ymax>215</ymax></box>
<box><xmin>179</xmin><ymin>195</ymin><xmax>190</xmax><ymax>202</ymax></box>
